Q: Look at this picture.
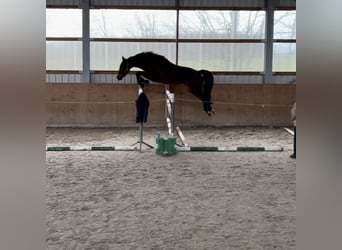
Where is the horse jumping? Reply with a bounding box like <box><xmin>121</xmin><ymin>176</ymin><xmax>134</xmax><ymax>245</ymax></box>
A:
<box><xmin>117</xmin><ymin>52</ymin><xmax>215</xmax><ymax>116</ymax></box>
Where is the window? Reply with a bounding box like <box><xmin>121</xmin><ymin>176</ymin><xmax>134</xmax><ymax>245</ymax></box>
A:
<box><xmin>46</xmin><ymin>9</ymin><xmax>82</xmax><ymax>70</ymax></box>
<box><xmin>46</xmin><ymin>9</ymin><xmax>82</xmax><ymax>37</ymax></box>
<box><xmin>178</xmin><ymin>43</ymin><xmax>264</xmax><ymax>71</ymax></box>
<box><xmin>46</xmin><ymin>41</ymin><xmax>82</xmax><ymax>70</ymax></box>
<box><xmin>273</xmin><ymin>10</ymin><xmax>296</xmax><ymax>72</ymax></box>
<box><xmin>273</xmin><ymin>43</ymin><xmax>296</xmax><ymax>72</ymax></box>
<box><xmin>89</xmin><ymin>9</ymin><xmax>177</xmax><ymax>70</ymax></box>
<box><xmin>90</xmin><ymin>9</ymin><xmax>176</xmax><ymax>38</ymax></box>
<box><xmin>179</xmin><ymin>11</ymin><xmax>265</xmax><ymax>39</ymax></box>
<box><xmin>90</xmin><ymin>42</ymin><xmax>176</xmax><ymax>71</ymax></box>
<box><xmin>274</xmin><ymin>11</ymin><xmax>296</xmax><ymax>39</ymax></box>
<box><xmin>178</xmin><ymin>10</ymin><xmax>265</xmax><ymax>71</ymax></box>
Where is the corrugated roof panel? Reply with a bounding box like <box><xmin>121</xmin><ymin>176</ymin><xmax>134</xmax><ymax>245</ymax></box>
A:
<box><xmin>90</xmin><ymin>0</ymin><xmax>176</xmax><ymax>8</ymax></box>
<box><xmin>46</xmin><ymin>0</ymin><xmax>80</xmax><ymax>7</ymax></box>
<box><xmin>275</xmin><ymin>0</ymin><xmax>296</xmax><ymax>9</ymax></box>
<box><xmin>179</xmin><ymin>0</ymin><xmax>265</xmax><ymax>8</ymax></box>
<box><xmin>46</xmin><ymin>0</ymin><xmax>295</xmax><ymax>9</ymax></box>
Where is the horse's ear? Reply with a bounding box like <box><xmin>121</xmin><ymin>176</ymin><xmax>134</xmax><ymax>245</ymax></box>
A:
<box><xmin>122</xmin><ymin>56</ymin><xmax>126</xmax><ymax>61</ymax></box>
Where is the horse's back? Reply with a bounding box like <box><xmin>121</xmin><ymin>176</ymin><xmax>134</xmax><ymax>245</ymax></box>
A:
<box><xmin>140</xmin><ymin>52</ymin><xmax>209</xmax><ymax>85</ymax></box>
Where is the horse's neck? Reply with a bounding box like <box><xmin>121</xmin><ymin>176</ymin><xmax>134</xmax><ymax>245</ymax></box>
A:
<box><xmin>128</xmin><ymin>55</ymin><xmax>146</xmax><ymax>70</ymax></box>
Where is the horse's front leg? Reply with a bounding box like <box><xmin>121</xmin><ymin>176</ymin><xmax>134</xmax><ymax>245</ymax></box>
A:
<box><xmin>136</xmin><ymin>71</ymin><xmax>150</xmax><ymax>88</ymax></box>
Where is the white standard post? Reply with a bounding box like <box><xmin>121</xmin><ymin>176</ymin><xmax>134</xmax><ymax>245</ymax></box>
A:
<box><xmin>165</xmin><ymin>89</ymin><xmax>175</xmax><ymax>136</ymax></box>
<box><xmin>138</xmin><ymin>86</ymin><xmax>143</xmax><ymax>152</ymax></box>
<box><xmin>169</xmin><ymin>92</ymin><xmax>175</xmax><ymax>136</ymax></box>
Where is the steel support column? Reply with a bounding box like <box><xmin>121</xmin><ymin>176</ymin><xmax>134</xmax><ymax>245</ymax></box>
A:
<box><xmin>264</xmin><ymin>0</ymin><xmax>275</xmax><ymax>83</ymax></box>
<box><xmin>81</xmin><ymin>0</ymin><xmax>90</xmax><ymax>82</ymax></box>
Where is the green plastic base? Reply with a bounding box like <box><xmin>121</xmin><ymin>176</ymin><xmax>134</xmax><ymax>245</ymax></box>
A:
<box><xmin>156</xmin><ymin>137</ymin><xmax>177</xmax><ymax>156</ymax></box>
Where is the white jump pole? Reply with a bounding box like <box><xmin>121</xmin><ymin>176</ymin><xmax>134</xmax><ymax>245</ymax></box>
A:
<box><xmin>46</xmin><ymin>146</ymin><xmax>137</xmax><ymax>151</ymax></box>
<box><xmin>283</xmin><ymin>127</ymin><xmax>294</xmax><ymax>136</ymax></box>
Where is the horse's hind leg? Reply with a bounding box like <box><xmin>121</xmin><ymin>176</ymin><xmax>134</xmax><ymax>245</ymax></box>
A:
<box><xmin>203</xmin><ymin>96</ymin><xmax>215</xmax><ymax>116</ymax></box>
<box><xmin>136</xmin><ymin>71</ymin><xmax>150</xmax><ymax>88</ymax></box>
<box><xmin>202</xmin><ymin>85</ymin><xmax>213</xmax><ymax>113</ymax></box>
<box><xmin>202</xmin><ymin>73</ymin><xmax>215</xmax><ymax>116</ymax></box>
<box><xmin>203</xmin><ymin>101</ymin><xmax>214</xmax><ymax>116</ymax></box>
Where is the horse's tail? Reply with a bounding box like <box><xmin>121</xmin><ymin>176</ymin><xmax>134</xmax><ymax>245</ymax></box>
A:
<box><xmin>199</xmin><ymin>70</ymin><xmax>215</xmax><ymax>115</ymax></box>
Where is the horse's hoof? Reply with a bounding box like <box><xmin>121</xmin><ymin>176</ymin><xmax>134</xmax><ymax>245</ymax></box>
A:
<box><xmin>206</xmin><ymin>110</ymin><xmax>215</xmax><ymax>116</ymax></box>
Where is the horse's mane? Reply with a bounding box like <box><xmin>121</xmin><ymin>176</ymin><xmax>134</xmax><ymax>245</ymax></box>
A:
<box><xmin>132</xmin><ymin>51</ymin><xmax>171</xmax><ymax>65</ymax></box>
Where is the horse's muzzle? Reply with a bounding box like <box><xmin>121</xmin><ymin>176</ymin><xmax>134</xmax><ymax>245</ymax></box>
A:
<box><xmin>117</xmin><ymin>75</ymin><xmax>122</xmax><ymax>80</ymax></box>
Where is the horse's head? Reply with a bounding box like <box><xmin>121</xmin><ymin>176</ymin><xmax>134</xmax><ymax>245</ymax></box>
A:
<box><xmin>117</xmin><ymin>56</ymin><xmax>130</xmax><ymax>80</ymax></box>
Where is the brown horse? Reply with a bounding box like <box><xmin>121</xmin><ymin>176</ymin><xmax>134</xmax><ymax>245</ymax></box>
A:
<box><xmin>117</xmin><ymin>52</ymin><xmax>215</xmax><ymax>116</ymax></box>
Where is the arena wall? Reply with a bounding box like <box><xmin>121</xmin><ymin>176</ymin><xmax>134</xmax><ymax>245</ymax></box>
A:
<box><xmin>46</xmin><ymin>83</ymin><xmax>295</xmax><ymax>127</ymax></box>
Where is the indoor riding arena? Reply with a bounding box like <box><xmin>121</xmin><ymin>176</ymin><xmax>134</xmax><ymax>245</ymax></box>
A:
<box><xmin>46</xmin><ymin>0</ymin><xmax>296</xmax><ymax>249</ymax></box>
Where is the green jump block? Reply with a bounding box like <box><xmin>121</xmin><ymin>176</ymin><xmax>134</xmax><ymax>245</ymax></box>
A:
<box><xmin>156</xmin><ymin>137</ymin><xmax>177</xmax><ymax>156</ymax></box>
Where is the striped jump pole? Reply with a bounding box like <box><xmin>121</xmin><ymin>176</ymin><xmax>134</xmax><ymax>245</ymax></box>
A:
<box><xmin>46</xmin><ymin>146</ymin><xmax>137</xmax><ymax>151</ymax></box>
<box><xmin>283</xmin><ymin>127</ymin><xmax>294</xmax><ymax>136</ymax></box>
<box><xmin>175</xmin><ymin>145</ymin><xmax>283</xmax><ymax>152</ymax></box>
<box><xmin>176</xmin><ymin>126</ymin><xmax>189</xmax><ymax>147</ymax></box>
<box><xmin>165</xmin><ymin>89</ymin><xmax>175</xmax><ymax>136</ymax></box>
<box><xmin>165</xmin><ymin>87</ymin><xmax>189</xmax><ymax>147</ymax></box>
